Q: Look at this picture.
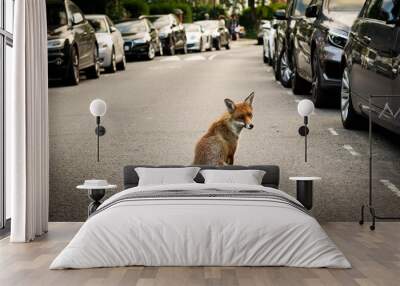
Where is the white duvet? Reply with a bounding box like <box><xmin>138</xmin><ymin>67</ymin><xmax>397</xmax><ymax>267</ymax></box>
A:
<box><xmin>50</xmin><ymin>183</ymin><xmax>351</xmax><ymax>269</ymax></box>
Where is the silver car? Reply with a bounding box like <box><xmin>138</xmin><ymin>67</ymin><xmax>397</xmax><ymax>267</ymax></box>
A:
<box><xmin>86</xmin><ymin>15</ymin><xmax>126</xmax><ymax>73</ymax></box>
<box><xmin>263</xmin><ymin>20</ymin><xmax>277</xmax><ymax>66</ymax></box>
<box><xmin>184</xmin><ymin>23</ymin><xmax>212</xmax><ymax>52</ymax></box>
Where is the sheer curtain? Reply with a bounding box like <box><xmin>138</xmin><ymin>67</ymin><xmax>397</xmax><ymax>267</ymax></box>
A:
<box><xmin>8</xmin><ymin>0</ymin><xmax>49</xmax><ymax>242</ymax></box>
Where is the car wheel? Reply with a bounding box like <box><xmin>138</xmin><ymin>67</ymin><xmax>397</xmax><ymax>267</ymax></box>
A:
<box><xmin>147</xmin><ymin>44</ymin><xmax>155</xmax><ymax>60</ymax></box>
<box><xmin>341</xmin><ymin>67</ymin><xmax>363</xmax><ymax>129</ymax></box>
<box><xmin>105</xmin><ymin>48</ymin><xmax>117</xmax><ymax>73</ymax></box>
<box><xmin>116</xmin><ymin>55</ymin><xmax>126</xmax><ymax>71</ymax></box>
<box><xmin>65</xmin><ymin>45</ymin><xmax>80</xmax><ymax>86</ymax></box>
<box><xmin>215</xmin><ymin>38</ymin><xmax>221</xmax><ymax>50</ymax></box>
<box><xmin>225</xmin><ymin>40</ymin><xmax>230</xmax><ymax>50</ymax></box>
<box><xmin>86</xmin><ymin>47</ymin><xmax>101</xmax><ymax>79</ymax></box>
<box><xmin>292</xmin><ymin>53</ymin><xmax>311</xmax><ymax>95</ymax></box>
<box><xmin>263</xmin><ymin>47</ymin><xmax>268</xmax><ymax>64</ymax></box>
<box><xmin>279</xmin><ymin>49</ymin><xmax>292</xmax><ymax>88</ymax></box>
<box><xmin>311</xmin><ymin>52</ymin><xmax>326</xmax><ymax>107</ymax></box>
<box><xmin>257</xmin><ymin>37</ymin><xmax>263</xmax><ymax>45</ymax></box>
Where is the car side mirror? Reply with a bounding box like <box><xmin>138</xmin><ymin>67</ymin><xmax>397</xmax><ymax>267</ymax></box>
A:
<box><xmin>305</xmin><ymin>5</ymin><xmax>319</xmax><ymax>18</ymax></box>
<box><xmin>110</xmin><ymin>26</ymin><xmax>117</xmax><ymax>33</ymax></box>
<box><xmin>273</xmin><ymin>10</ymin><xmax>287</xmax><ymax>20</ymax></box>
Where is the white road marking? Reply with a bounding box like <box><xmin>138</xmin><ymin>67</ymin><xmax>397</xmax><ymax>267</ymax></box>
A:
<box><xmin>185</xmin><ymin>55</ymin><xmax>206</xmax><ymax>61</ymax></box>
<box><xmin>343</xmin><ymin>145</ymin><xmax>360</xmax><ymax>156</ymax></box>
<box><xmin>208</xmin><ymin>54</ymin><xmax>218</xmax><ymax>60</ymax></box>
<box><xmin>160</xmin><ymin>56</ymin><xmax>180</xmax><ymax>62</ymax></box>
<box><xmin>328</xmin><ymin>128</ymin><xmax>339</xmax><ymax>136</ymax></box>
<box><xmin>380</xmin><ymin>180</ymin><xmax>400</xmax><ymax>197</ymax></box>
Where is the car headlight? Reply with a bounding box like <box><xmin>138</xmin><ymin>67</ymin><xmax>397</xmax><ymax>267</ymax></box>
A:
<box><xmin>48</xmin><ymin>38</ymin><xmax>66</xmax><ymax>49</ymax></box>
<box><xmin>327</xmin><ymin>30</ymin><xmax>348</xmax><ymax>49</ymax></box>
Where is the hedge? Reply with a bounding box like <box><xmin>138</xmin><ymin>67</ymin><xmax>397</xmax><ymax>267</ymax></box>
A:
<box><xmin>122</xmin><ymin>0</ymin><xmax>149</xmax><ymax>19</ymax></box>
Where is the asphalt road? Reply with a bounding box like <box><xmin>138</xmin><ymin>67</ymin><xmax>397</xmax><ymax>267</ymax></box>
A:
<box><xmin>49</xmin><ymin>39</ymin><xmax>400</xmax><ymax>222</ymax></box>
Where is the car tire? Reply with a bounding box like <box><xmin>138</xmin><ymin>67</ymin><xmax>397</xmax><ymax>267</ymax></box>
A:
<box><xmin>257</xmin><ymin>37</ymin><xmax>263</xmax><ymax>45</ymax></box>
<box><xmin>147</xmin><ymin>44</ymin><xmax>155</xmax><ymax>60</ymax></box>
<box><xmin>105</xmin><ymin>48</ymin><xmax>117</xmax><ymax>73</ymax></box>
<box><xmin>225</xmin><ymin>40</ymin><xmax>230</xmax><ymax>50</ymax></box>
<box><xmin>278</xmin><ymin>49</ymin><xmax>292</xmax><ymax>88</ymax></box>
<box><xmin>116</xmin><ymin>55</ymin><xmax>126</xmax><ymax>71</ymax></box>
<box><xmin>341</xmin><ymin>67</ymin><xmax>363</xmax><ymax>129</ymax></box>
<box><xmin>86</xmin><ymin>47</ymin><xmax>101</xmax><ymax>79</ymax></box>
<box><xmin>65</xmin><ymin>45</ymin><xmax>80</xmax><ymax>86</ymax></box>
<box><xmin>263</xmin><ymin>47</ymin><xmax>268</xmax><ymax>64</ymax></box>
<box><xmin>167</xmin><ymin>37</ymin><xmax>175</xmax><ymax>55</ymax></box>
<box><xmin>215</xmin><ymin>39</ymin><xmax>221</xmax><ymax>50</ymax></box>
<box><xmin>292</xmin><ymin>53</ymin><xmax>311</xmax><ymax>95</ymax></box>
<box><xmin>311</xmin><ymin>52</ymin><xmax>326</xmax><ymax>107</ymax></box>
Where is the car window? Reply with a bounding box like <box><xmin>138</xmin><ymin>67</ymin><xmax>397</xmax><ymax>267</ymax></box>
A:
<box><xmin>365</xmin><ymin>0</ymin><xmax>400</xmax><ymax>22</ymax></box>
<box><xmin>106</xmin><ymin>16</ymin><xmax>114</xmax><ymax>28</ymax></box>
<box><xmin>46</xmin><ymin>3</ymin><xmax>68</xmax><ymax>27</ymax></box>
<box><xmin>88</xmin><ymin>18</ymin><xmax>108</xmax><ymax>33</ymax></box>
<box><xmin>293</xmin><ymin>0</ymin><xmax>312</xmax><ymax>16</ymax></box>
<box><xmin>115</xmin><ymin>21</ymin><xmax>147</xmax><ymax>34</ymax></box>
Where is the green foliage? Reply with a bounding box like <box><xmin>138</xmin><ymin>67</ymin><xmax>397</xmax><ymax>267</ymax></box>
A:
<box><xmin>239</xmin><ymin>2</ymin><xmax>287</xmax><ymax>38</ymax></box>
<box><xmin>106</xmin><ymin>0</ymin><xmax>125</xmax><ymax>21</ymax></box>
<box><xmin>149</xmin><ymin>1</ymin><xmax>193</xmax><ymax>23</ymax></box>
<box><xmin>192</xmin><ymin>5</ymin><xmax>226</xmax><ymax>21</ymax></box>
<box><xmin>122</xmin><ymin>0</ymin><xmax>149</xmax><ymax>18</ymax></box>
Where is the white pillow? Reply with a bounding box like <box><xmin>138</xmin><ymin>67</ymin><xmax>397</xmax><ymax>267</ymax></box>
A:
<box><xmin>135</xmin><ymin>167</ymin><xmax>201</xmax><ymax>186</ymax></box>
<box><xmin>200</xmin><ymin>169</ymin><xmax>266</xmax><ymax>185</ymax></box>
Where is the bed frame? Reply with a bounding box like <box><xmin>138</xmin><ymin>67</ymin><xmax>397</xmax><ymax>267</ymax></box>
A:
<box><xmin>123</xmin><ymin>165</ymin><xmax>280</xmax><ymax>189</ymax></box>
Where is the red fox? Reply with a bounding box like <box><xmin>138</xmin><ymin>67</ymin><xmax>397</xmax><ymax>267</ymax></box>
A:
<box><xmin>193</xmin><ymin>92</ymin><xmax>255</xmax><ymax>166</ymax></box>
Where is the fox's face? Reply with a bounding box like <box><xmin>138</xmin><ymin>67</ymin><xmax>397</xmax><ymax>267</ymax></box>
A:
<box><xmin>224</xmin><ymin>92</ymin><xmax>255</xmax><ymax>130</ymax></box>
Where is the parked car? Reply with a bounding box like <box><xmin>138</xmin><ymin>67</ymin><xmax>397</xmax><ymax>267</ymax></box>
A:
<box><xmin>341</xmin><ymin>0</ymin><xmax>400</xmax><ymax>134</ymax></box>
<box><xmin>291</xmin><ymin>0</ymin><xmax>364</xmax><ymax>106</ymax></box>
<box><xmin>257</xmin><ymin>20</ymin><xmax>269</xmax><ymax>45</ymax></box>
<box><xmin>116</xmin><ymin>19</ymin><xmax>161</xmax><ymax>60</ymax></box>
<box><xmin>273</xmin><ymin>0</ymin><xmax>312</xmax><ymax>87</ymax></box>
<box><xmin>142</xmin><ymin>14</ymin><xmax>187</xmax><ymax>55</ymax></box>
<box><xmin>262</xmin><ymin>20</ymin><xmax>274</xmax><ymax>65</ymax></box>
<box><xmin>86</xmin><ymin>15</ymin><xmax>126</xmax><ymax>73</ymax></box>
<box><xmin>47</xmin><ymin>0</ymin><xmax>100</xmax><ymax>85</ymax></box>
<box><xmin>195</xmin><ymin>20</ymin><xmax>230</xmax><ymax>50</ymax></box>
<box><xmin>184</xmin><ymin>23</ymin><xmax>212</xmax><ymax>52</ymax></box>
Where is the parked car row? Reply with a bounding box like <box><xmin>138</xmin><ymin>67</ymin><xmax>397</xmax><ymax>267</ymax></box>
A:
<box><xmin>47</xmin><ymin>1</ymin><xmax>232</xmax><ymax>86</ymax></box>
<box><xmin>263</xmin><ymin>0</ymin><xmax>400</xmax><ymax>135</ymax></box>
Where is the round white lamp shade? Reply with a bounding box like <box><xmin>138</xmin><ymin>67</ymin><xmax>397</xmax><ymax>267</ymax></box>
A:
<box><xmin>297</xmin><ymin>99</ymin><xmax>315</xmax><ymax>117</ymax></box>
<box><xmin>90</xmin><ymin>99</ymin><xmax>107</xmax><ymax>117</ymax></box>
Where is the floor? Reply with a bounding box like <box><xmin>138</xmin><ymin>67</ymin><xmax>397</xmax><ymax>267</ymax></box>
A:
<box><xmin>0</xmin><ymin>222</ymin><xmax>399</xmax><ymax>286</ymax></box>
<box><xmin>48</xmin><ymin>40</ymin><xmax>400</xmax><ymax>222</ymax></box>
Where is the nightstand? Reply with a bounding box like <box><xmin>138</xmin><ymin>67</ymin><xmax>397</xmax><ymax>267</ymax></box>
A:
<box><xmin>289</xmin><ymin>177</ymin><xmax>321</xmax><ymax>210</ymax></box>
<box><xmin>77</xmin><ymin>180</ymin><xmax>117</xmax><ymax>217</ymax></box>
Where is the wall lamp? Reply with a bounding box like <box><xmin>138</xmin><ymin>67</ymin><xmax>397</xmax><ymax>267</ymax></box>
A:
<box><xmin>89</xmin><ymin>99</ymin><xmax>107</xmax><ymax>162</ymax></box>
<box><xmin>297</xmin><ymin>99</ymin><xmax>315</xmax><ymax>163</ymax></box>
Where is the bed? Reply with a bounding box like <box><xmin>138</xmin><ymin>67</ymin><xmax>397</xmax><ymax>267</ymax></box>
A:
<box><xmin>50</xmin><ymin>165</ymin><xmax>350</xmax><ymax>269</ymax></box>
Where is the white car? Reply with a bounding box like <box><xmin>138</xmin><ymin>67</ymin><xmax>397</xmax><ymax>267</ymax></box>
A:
<box><xmin>86</xmin><ymin>15</ymin><xmax>126</xmax><ymax>73</ymax></box>
<box><xmin>263</xmin><ymin>20</ymin><xmax>276</xmax><ymax>66</ymax></box>
<box><xmin>184</xmin><ymin>23</ymin><xmax>212</xmax><ymax>52</ymax></box>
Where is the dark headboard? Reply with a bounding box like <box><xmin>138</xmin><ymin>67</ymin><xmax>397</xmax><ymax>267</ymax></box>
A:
<box><xmin>123</xmin><ymin>165</ymin><xmax>280</xmax><ymax>189</ymax></box>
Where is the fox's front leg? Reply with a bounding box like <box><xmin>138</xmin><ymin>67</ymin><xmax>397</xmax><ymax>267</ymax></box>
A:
<box><xmin>226</xmin><ymin>155</ymin><xmax>234</xmax><ymax>165</ymax></box>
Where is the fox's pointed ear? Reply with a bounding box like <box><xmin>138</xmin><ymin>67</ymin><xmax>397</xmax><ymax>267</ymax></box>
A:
<box><xmin>244</xmin><ymin>92</ymin><xmax>255</xmax><ymax>106</ymax></box>
<box><xmin>224</xmin><ymin>98</ymin><xmax>236</xmax><ymax>113</ymax></box>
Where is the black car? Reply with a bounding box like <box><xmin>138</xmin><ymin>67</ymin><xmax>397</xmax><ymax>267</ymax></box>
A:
<box><xmin>291</xmin><ymin>0</ymin><xmax>364</xmax><ymax>106</ymax></box>
<box><xmin>143</xmin><ymin>14</ymin><xmax>187</xmax><ymax>55</ymax></box>
<box><xmin>341</xmin><ymin>0</ymin><xmax>400</xmax><ymax>134</ymax></box>
<box><xmin>272</xmin><ymin>0</ymin><xmax>312</xmax><ymax>87</ymax></box>
<box><xmin>116</xmin><ymin>19</ymin><xmax>161</xmax><ymax>60</ymax></box>
<box><xmin>195</xmin><ymin>20</ymin><xmax>230</xmax><ymax>50</ymax></box>
<box><xmin>47</xmin><ymin>0</ymin><xmax>100</xmax><ymax>85</ymax></box>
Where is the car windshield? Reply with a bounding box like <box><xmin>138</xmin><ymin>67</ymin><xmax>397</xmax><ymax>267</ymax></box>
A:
<box><xmin>46</xmin><ymin>3</ymin><xmax>68</xmax><ymax>28</ymax></box>
<box><xmin>328</xmin><ymin>0</ymin><xmax>365</xmax><ymax>11</ymax></box>
<box><xmin>153</xmin><ymin>16</ymin><xmax>171</xmax><ymax>29</ymax></box>
<box><xmin>195</xmin><ymin>21</ymin><xmax>218</xmax><ymax>31</ymax></box>
<box><xmin>87</xmin><ymin>18</ymin><xmax>108</xmax><ymax>33</ymax></box>
<box><xmin>116</xmin><ymin>21</ymin><xmax>147</xmax><ymax>34</ymax></box>
<box><xmin>184</xmin><ymin>24</ymin><xmax>200</xmax><ymax>32</ymax></box>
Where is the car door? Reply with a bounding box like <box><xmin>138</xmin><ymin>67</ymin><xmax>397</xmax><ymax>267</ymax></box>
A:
<box><xmin>293</xmin><ymin>0</ymin><xmax>316</xmax><ymax>80</ymax></box>
<box><xmin>68</xmin><ymin>3</ymin><xmax>92</xmax><ymax>67</ymax></box>
<box><xmin>106</xmin><ymin>16</ymin><xmax>123</xmax><ymax>62</ymax></box>
<box><xmin>351</xmin><ymin>0</ymin><xmax>397</xmax><ymax>119</ymax></box>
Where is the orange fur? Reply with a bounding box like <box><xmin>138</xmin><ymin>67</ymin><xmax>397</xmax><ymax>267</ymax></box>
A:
<box><xmin>193</xmin><ymin>93</ymin><xmax>255</xmax><ymax>166</ymax></box>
